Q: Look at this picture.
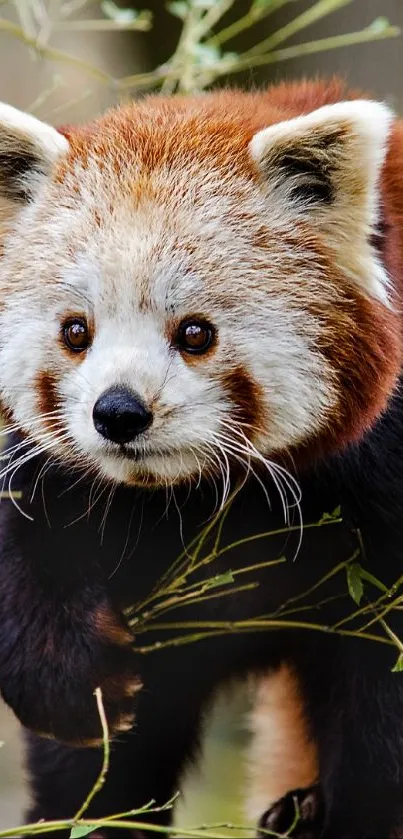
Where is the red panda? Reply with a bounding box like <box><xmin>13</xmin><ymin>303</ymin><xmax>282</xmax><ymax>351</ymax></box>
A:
<box><xmin>0</xmin><ymin>79</ymin><xmax>402</xmax><ymax>838</ymax></box>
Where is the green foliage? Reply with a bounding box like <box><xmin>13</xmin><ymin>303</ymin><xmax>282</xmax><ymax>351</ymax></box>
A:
<box><xmin>347</xmin><ymin>563</ymin><xmax>364</xmax><ymax>605</ymax></box>
<box><xmin>347</xmin><ymin>562</ymin><xmax>390</xmax><ymax>605</ymax></box>
<box><xmin>392</xmin><ymin>654</ymin><xmax>403</xmax><ymax>673</ymax></box>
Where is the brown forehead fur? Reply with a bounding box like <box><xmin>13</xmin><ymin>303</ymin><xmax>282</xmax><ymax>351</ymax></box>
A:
<box><xmin>58</xmin><ymin>78</ymin><xmax>359</xmax><ymax>180</ymax></box>
<box><xmin>57</xmin><ymin>76</ymin><xmax>403</xmax><ymax>294</ymax></box>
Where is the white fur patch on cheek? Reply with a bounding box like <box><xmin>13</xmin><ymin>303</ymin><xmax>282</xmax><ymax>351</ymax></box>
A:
<box><xmin>217</xmin><ymin>310</ymin><xmax>337</xmax><ymax>455</ymax></box>
<box><xmin>250</xmin><ymin>341</ymin><xmax>336</xmax><ymax>452</ymax></box>
<box><xmin>0</xmin><ymin>303</ymin><xmax>48</xmax><ymax>428</ymax></box>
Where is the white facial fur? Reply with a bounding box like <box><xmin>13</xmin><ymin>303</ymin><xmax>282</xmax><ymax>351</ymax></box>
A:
<box><xmin>0</xmin><ymin>98</ymin><xmax>393</xmax><ymax>488</ymax></box>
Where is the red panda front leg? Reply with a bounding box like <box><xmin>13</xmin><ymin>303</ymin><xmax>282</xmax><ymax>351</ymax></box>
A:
<box><xmin>0</xmin><ymin>507</ymin><xmax>140</xmax><ymax>745</ymax></box>
<box><xmin>0</xmin><ymin>581</ymin><xmax>140</xmax><ymax>746</ymax></box>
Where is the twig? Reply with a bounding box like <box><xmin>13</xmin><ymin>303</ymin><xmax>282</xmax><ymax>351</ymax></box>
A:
<box><xmin>214</xmin><ymin>516</ymin><xmax>341</xmax><ymax>561</ymax></box>
<box><xmin>193</xmin><ymin>0</ymin><xmax>234</xmax><ymax>42</ymax></box>
<box><xmin>73</xmin><ymin>687</ymin><xmax>110</xmax><ymax>821</ymax></box>
<box><xmin>244</xmin><ymin>0</ymin><xmax>354</xmax><ymax>58</ymax></box>
<box><xmin>207</xmin><ymin>0</ymin><xmax>293</xmax><ymax>47</ymax></box>
<box><xmin>161</xmin><ymin>1</ymin><xmax>204</xmax><ymax>94</ymax></box>
<box><xmin>27</xmin><ymin>75</ymin><xmax>64</xmax><ymax>114</ymax></box>
<box><xmin>133</xmin><ymin>619</ymin><xmax>393</xmax><ymax>654</ymax></box>
<box><xmin>53</xmin><ymin>18</ymin><xmax>152</xmax><ymax>31</ymax></box>
<box><xmin>0</xmin><ymin>817</ymin><xmax>283</xmax><ymax>838</ymax></box>
<box><xmin>204</xmin><ymin>25</ymin><xmax>401</xmax><ymax>79</ymax></box>
<box><xmin>0</xmin><ymin>17</ymin><xmax>116</xmax><ymax>85</ymax></box>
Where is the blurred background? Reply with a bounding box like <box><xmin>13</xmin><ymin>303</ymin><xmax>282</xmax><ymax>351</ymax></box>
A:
<box><xmin>0</xmin><ymin>0</ymin><xmax>401</xmax><ymax>831</ymax></box>
<box><xmin>0</xmin><ymin>0</ymin><xmax>402</xmax><ymax>122</ymax></box>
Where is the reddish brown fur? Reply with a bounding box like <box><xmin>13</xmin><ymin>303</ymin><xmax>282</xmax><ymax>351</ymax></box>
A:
<box><xmin>93</xmin><ymin>604</ymin><xmax>133</xmax><ymax>647</ymax></box>
<box><xmin>291</xmin><ymin>233</ymin><xmax>402</xmax><ymax>459</ymax></box>
<box><xmin>220</xmin><ymin>365</ymin><xmax>265</xmax><ymax>440</ymax></box>
<box><xmin>57</xmin><ymin>77</ymin><xmax>361</xmax><ymax>185</ymax></box>
<box><xmin>36</xmin><ymin>371</ymin><xmax>59</xmax><ymax>432</ymax></box>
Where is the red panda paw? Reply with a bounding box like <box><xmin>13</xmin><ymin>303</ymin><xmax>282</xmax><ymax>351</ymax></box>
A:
<box><xmin>257</xmin><ymin>784</ymin><xmax>324</xmax><ymax>839</ymax></box>
<box><xmin>0</xmin><ymin>599</ymin><xmax>141</xmax><ymax>747</ymax></box>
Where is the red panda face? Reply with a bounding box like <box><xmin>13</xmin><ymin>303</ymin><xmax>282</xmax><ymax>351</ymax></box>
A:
<box><xmin>0</xmin><ymin>91</ymin><xmax>400</xmax><ymax>490</ymax></box>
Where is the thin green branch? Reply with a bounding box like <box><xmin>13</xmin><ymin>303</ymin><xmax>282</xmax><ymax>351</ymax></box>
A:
<box><xmin>333</xmin><ymin>573</ymin><xmax>403</xmax><ymax>630</ymax></box>
<box><xmin>357</xmin><ymin>595</ymin><xmax>403</xmax><ymax>635</ymax></box>
<box><xmin>194</xmin><ymin>0</ymin><xmax>235</xmax><ymax>41</ymax></box>
<box><xmin>133</xmin><ymin>618</ymin><xmax>393</xmax><ymax>651</ymax></box>
<box><xmin>207</xmin><ymin>0</ymin><xmax>294</xmax><ymax>47</ymax></box>
<box><xmin>0</xmin><ymin>17</ymin><xmax>116</xmax><ymax>84</ymax></box>
<box><xmin>207</xmin><ymin>25</ymin><xmax>400</xmax><ymax>79</ymax></box>
<box><xmin>1</xmin><ymin>5</ymin><xmax>399</xmax><ymax>95</ymax></box>
<box><xmin>27</xmin><ymin>75</ymin><xmax>64</xmax><ymax>114</ymax></box>
<box><xmin>53</xmin><ymin>17</ymin><xmax>152</xmax><ymax>31</ymax></box>
<box><xmin>214</xmin><ymin>516</ymin><xmax>341</xmax><ymax>561</ymax></box>
<box><xmin>126</xmin><ymin>511</ymin><xmax>341</xmax><ymax>629</ymax></box>
<box><xmin>73</xmin><ymin>687</ymin><xmax>110</xmax><ymax>822</ymax></box>
<box><xmin>161</xmin><ymin>1</ymin><xmax>204</xmax><ymax>94</ymax></box>
<box><xmin>244</xmin><ymin>0</ymin><xmax>354</xmax><ymax>58</ymax></box>
<box><xmin>380</xmin><ymin>619</ymin><xmax>403</xmax><ymax>656</ymax></box>
<box><xmin>0</xmin><ymin>816</ymin><xmax>283</xmax><ymax>838</ymax></box>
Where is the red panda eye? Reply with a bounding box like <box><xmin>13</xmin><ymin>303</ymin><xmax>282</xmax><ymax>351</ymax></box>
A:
<box><xmin>175</xmin><ymin>319</ymin><xmax>215</xmax><ymax>355</ymax></box>
<box><xmin>62</xmin><ymin>317</ymin><xmax>90</xmax><ymax>353</ymax></box>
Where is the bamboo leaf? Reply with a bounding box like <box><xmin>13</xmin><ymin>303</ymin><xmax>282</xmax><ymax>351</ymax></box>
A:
<box><xmin>359</xmin><ymin>569</ymin><xmax>388</xmax><ymax>594</ymax></box>
<box><xmin>204</xmin><ymin>570</ymin><xmax>235</xmax><ymax>589</ymax></box>
<box><xmin>392</xmin><ymin>654</ymin><xmax>403</xmax><ymax>673</ymax></box>
<box><xmin>319</xmin><ymin>506</ymin><xmax>342</xmax><ymax>525</ymax></box>
<box><xmin>347</xmin><ymin>563</ymin><xmax>364</xmax><ymax>605</ymax></box>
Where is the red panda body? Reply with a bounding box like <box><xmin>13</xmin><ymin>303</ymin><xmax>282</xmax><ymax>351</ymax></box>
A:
<box><xmin>0</xmin><ymin>80</ymin><xmax>402</xmax><ymax>837</ymax></box>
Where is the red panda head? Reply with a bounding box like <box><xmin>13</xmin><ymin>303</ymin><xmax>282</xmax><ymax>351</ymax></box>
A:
<box><xmin>0</xmin><ymin>89</ymin><xmax>400</xmax><ymax>490</ymax></box>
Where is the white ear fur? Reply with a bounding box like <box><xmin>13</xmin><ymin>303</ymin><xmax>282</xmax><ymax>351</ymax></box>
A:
<box><xmin>0</xmin><ymin>103</ymin><xmax>69</xmax><ymax>163</ymax></box>
<box><xmin>0</xmin><ymin>103</ymin><xmax>69</xmax><ymax>224</ymax></box>
<box><xmin>249</xmin><ymin>100</ymin><xmax>394</xmax><ymax>303</ymax></box>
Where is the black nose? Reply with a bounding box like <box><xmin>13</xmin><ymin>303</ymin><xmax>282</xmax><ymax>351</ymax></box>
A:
<box><xmin>93</xmin><ymin>387</ymin><xmax>152</xmax><ymax>444</ymax></box>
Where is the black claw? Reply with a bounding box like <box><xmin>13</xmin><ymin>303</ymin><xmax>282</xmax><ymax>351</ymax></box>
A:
<box><xmin>257</xmin><ymin>784</ymin><xmax>324</xmax><ymax>838</ymax></box>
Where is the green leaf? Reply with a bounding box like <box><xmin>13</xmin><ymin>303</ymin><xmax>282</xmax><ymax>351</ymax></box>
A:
<box><xmin>368</xmin><ymin>16</ymin><xmax>391</xmax><ymax>33</ymax></box>
<box><xmin>318</xmin><ymin>506</ymin><xmax>342</xmax><ymax>525</ymax></box>
<box><xmin>166</xmin><ymin>1</ymin><xmax>188</xmax><ymax>18</ymax></box>
<box><xmin>347</xmin><ymin>562</ymin><xmax>364</xmax><ymax>605</ymax></box>
<box><xmin>392</xmin><ymin>654</ymin><xmax>403</xmax><ymax>673</ymax></box>
<box><xmin>70</xmin><ymin>827</ymin><xmax>99</xmax><ymax>838</ymax></box>
<box><xmin>205</xmin><ymin>570</ymin><xmax>235</xmax><ymax>589</ymax></box>
<box><xmin>359</xmin><ymin>569</ymin><xmax>388</xmax><ymax>594</ymax></box>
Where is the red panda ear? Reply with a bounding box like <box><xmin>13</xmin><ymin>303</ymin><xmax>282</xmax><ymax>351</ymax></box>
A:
<box><xmin>0</xmin><ymin>103</ymin><xmax>68</xmax><ymax>228</ymax></box>
<box><xmin>249</xmin><ymin>100</ymin><xmax>393</xmax><ymax>304</ymax></box>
